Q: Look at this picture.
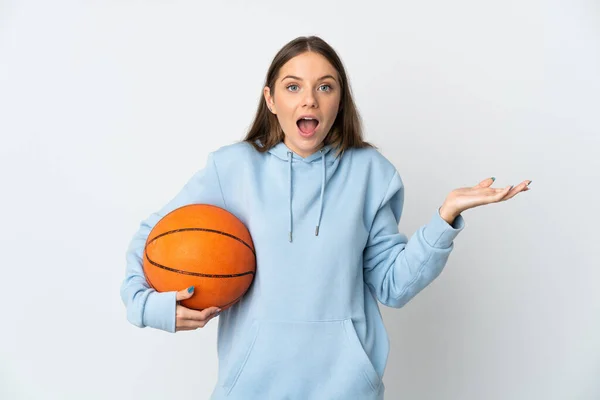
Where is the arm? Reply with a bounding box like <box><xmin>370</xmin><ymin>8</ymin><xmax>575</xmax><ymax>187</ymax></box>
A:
<box><xmin>119</xmin><ymin>153</ymin><xmax>226</xmax><ymax>332</ymax></box>
<box><xmin>363</xmin><ymin>171</ymin><xmax>465</xmax><ymax>308</ymax></box>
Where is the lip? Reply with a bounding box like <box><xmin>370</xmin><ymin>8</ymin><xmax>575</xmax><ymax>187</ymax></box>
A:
<box><xmin>296</xmin><ymin>114</ymin><xmax>320</xmax><ymax>123</ymax></box>
<box><xmin>296</xmin><ymin>114</ymin><xmax>320</xmax><ymax>138</ymax></box>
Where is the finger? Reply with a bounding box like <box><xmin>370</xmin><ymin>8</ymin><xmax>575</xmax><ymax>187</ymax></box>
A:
<box><xmin>179</xmin><ymin>305</ymin><xmax>221</xmax><ymax>321</ymax></box>
<box><xmin>177</xmin><ymin>309</ymin><xmax>221</xmax><ymax>331</ymax></box>
<box><xmin>474</xmin><ymin>177</ymin><xmax>496</xmax><ymax>189</ymax></box>
<box><xmin>177</xmin><ymin>319</ymin><xmax>208</xmax><ymax>330</ymax></box>
<box><xmin>176</xmin><ymin>326</ymin><xmax>198</xmax><ymax>332</ymax></box>
<box><xmin>175</xmin><ymin>286</ymin><xmax>195</xmax><ymax>302</ymax></box>
<box><xmin>505</xmin><ymin>181</ymin><xmax>530</xmax><ymax>194</ymax></box>
<box><xmin>493</xmin><ymin>185</ymin><xmax>513</xmax><ymax>201</ymax></box>
<box><xmin>502</xmin><ymin>181</ymin><xmax>531</xmax><ymax>200</ymax></box>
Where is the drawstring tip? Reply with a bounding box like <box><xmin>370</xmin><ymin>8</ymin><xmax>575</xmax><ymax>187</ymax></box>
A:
<box><xmin>315</xmin><ymin>226</ymin><xmax>320</xmax><ymax>236</ymax></box>
<box><xmin>289</xmin><ymin>232</ymin><xmax>292</xmax><ymax>242</ymax></box>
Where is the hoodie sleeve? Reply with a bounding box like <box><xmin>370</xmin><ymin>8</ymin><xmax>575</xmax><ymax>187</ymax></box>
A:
<box><xmin>120</xmin><ymin>153</ymin><xmax>226</xmax><ymax>333</ymax></box>
<box><xmin>363</xmin><ymin>170</ymin><xmax>465</xmax><ymax>308</ymax></box>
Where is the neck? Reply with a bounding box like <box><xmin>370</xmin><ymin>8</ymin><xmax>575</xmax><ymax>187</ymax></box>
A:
<box><xmin>283</xmin><ymin>139</ymin><xmax>324</xmax><ymax>158</ymax></box>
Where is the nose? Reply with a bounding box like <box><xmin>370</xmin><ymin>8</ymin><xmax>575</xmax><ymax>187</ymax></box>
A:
<box><xmin>302</xmin><ymin>89</ymin><xmax>318</xmax><ymax>108</ymax></box>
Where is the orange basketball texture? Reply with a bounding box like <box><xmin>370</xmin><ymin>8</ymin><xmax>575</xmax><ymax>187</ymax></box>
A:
<box><xmin>143</xmin><ymin>204</ymin><xmax>256</xmax><ymax>311</ymax></box>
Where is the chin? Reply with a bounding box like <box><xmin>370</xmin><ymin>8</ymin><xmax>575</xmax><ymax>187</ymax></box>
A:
<box><xmin>284</xmin><ymin>124</ymin><xmax>327</xmax><ymax>155</ymax></box>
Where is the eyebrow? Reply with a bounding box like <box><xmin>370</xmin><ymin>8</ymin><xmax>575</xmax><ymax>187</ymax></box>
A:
<box><xmin>281</xmin><ymin>74</ymin><xmax>337</xmax><ymax>83</ymax></box>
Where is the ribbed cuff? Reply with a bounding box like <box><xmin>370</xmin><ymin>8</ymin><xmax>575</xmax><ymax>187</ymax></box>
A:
<box><xmin>142</xmin><ymin>291</ymin><xmax>177</xmax><ymax>333</ymax></box>
<box><xmin>423</xmin><ymin>207</ymin><xmax>465</xmax><ymax>248</ymax></box>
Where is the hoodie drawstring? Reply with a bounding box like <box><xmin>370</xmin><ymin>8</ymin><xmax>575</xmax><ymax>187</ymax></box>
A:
<box><xmin>315</xmin><ymin>149</ymin><xmax>325</xmax><ymax>236</ymax></box>
<box><xmin>287</xmin><ymin>148</ymin><xmax>327</xmax><ymax>243</ymax></box>
<box><xmin>288</xmin><ymin>151</ymin><xmax>293</xmax><ymax>242</ymax></box>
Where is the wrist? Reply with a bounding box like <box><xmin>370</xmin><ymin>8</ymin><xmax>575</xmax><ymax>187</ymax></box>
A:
<box><xmin>439</xmin><ymin>204</ymin><xmax>458</xmax><ymax>225</ymax></box>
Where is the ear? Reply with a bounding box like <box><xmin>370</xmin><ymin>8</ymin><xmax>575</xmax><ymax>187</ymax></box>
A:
<box><xmin>263</xmin><ymin>86</ymin><xmax>276</xmax><ymax>114</ymax></box>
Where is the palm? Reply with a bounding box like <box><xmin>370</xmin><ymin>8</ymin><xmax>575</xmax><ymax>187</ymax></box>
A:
<box><xmin>447</xmin><ymin>177</ymin><xmax>531</xmax><ymax>215</ymax></box>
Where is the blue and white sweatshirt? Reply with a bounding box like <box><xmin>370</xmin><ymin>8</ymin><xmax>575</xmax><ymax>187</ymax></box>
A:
<box><xmin>120</xmin><ymin>140</ymin><xmax>465</xmax><ymax>400</ymax></box>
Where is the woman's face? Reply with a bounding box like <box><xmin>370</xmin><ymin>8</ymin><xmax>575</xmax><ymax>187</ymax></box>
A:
<box><xmin>264</xmin><ymin>52</ymin><xmax>341</xmax><ymax>158</ymax></box>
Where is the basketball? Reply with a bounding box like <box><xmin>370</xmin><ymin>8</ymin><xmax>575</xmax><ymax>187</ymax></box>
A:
<box><xmin>143</xmin><ymin>204</ymin><xmax>256</xmax><ymax>311</ymax></box>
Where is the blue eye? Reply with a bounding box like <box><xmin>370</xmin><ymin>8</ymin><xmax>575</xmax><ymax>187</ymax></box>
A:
<box><xmin>319</xmin><ymin>84</ymin><xmax>332</xmax><ymax>92</ymax></box>
<box><xmin>287</xmin><ymin>84</ymin><xmax>299</xmax><ymax>92</ymax></box>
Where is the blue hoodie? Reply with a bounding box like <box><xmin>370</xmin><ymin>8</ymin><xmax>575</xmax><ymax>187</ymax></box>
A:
<box><xmin>120</xmin><ymin>140</ymin><xmax>465</xmax><ymax>399</ymax></box>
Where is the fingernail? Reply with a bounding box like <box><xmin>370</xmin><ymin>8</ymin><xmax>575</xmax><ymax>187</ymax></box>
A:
<box><xmin>491</xmin><ymin>177</ymin><xmax>496</xmax><ymax>181</ymax></box>
<box><xmin>527</xmin><ymin>180</ymin><xmax>532</xmax><ymax>186</ymax></box>
<box><xmin>187</xmin><ymin>286</ymin><xmax>194</xmax><ymax>293</ymax></box>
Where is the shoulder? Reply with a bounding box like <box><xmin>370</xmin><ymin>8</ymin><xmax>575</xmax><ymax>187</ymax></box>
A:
<box><xmin>346</xmin><ymin>146</ymin><xmax>400</xmax><ymax>185</ymax></box>
<box><xmin>208</xmin><ymin>141</ymin><xmax>261</xmax><ymax>169</ymax></box>
<box><xmin>350</xmin><ymin>147</ymin><xmax>404</xmax><ymax>213</ymax></box>
<box><xmin>212</xmin><ymin>141</ymin><xmax>257</xmax><ymax>159</ymax></box>
<box><xmin>349</xmin><ymin>146</ymin><xmax>394</xmax><ymax>166</ymax></box>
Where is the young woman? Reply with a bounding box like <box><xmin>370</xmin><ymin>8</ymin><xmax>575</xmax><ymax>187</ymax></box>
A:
<box><xmin>120</xmin><ymin>36</ymin><xmax>530</xmax><ymax>399</ymax></box>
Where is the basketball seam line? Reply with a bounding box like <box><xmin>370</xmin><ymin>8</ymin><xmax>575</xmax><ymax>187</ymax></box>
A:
<box><xmin>145</xmin><ymin>251</ymin><xmax>256</xmax><ymax>278</ymax></box>
<box><xmin>148</xmin><ymin>227</ymin><xmax>255</xmax><ymax>255</ymax></box>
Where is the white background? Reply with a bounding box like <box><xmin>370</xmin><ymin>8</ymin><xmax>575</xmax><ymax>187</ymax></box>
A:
<box><xmin>1</xmin><ymin>1</ymin><xmax>599</xmax><ymax>399</ymax></box>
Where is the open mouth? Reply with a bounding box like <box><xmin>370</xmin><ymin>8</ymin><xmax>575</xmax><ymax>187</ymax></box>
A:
<box><xmin>296</xmin><ymin>117</ymin><xmax>320</xmax><ymax>136</ymax></box>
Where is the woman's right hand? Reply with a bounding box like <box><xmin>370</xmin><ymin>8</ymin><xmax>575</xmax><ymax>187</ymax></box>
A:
<box><xmin>175</xmin><ymin>286</ymin><xmax>221</xmax><ymax>332</ymax></box>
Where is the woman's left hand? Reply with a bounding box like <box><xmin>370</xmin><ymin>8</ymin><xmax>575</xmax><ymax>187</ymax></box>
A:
<box><xmin>439</xmin><ymin>177</ymin><xmax>532</xmax><ymax>224</ymax></box>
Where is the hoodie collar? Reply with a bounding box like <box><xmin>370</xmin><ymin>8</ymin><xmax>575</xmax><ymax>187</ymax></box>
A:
<box><xmin>267</xmin><ymin>141</ymin><xmax>338</xmax><ymax>164</ymax></box>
